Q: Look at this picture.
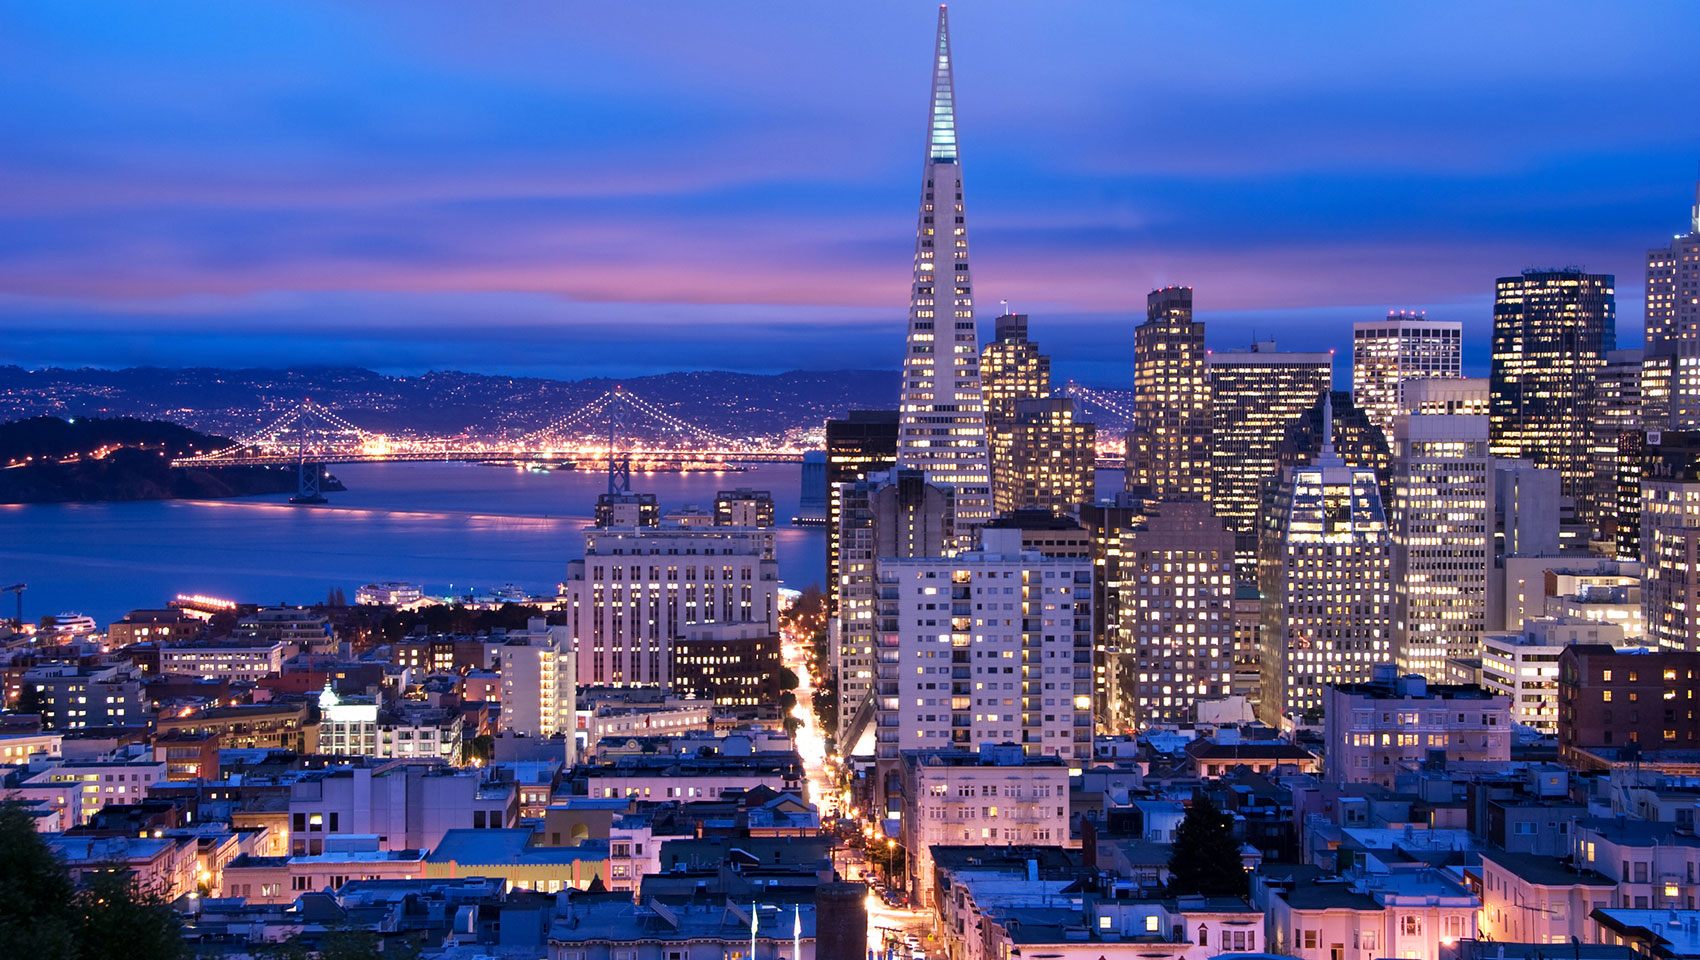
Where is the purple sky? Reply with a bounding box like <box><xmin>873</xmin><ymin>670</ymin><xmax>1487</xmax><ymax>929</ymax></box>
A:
<box><xmin>3</xmin><ymin>1</ymin><xmax>1699</xmax><ymax>386</ymax></box>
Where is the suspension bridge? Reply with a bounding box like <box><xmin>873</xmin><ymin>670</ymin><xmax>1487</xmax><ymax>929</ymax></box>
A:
<box><xmin>172</xmin><ymin>387</ymin><xmax>804</xmax><ymax>503</ymax></box>
<box><xmin>1056</xmin><ymin>381</ymin><xmax>1136</xmax><ymax>468</ymax></box>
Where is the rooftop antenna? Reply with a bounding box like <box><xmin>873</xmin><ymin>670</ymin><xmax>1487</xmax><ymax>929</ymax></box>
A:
<box><xmin>999</xmin><ymin>299</ymin><xmax>1010</xmax><ymax>316</ymax></box>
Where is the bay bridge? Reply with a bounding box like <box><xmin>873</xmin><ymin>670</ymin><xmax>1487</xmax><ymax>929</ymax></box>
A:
<box><xmin>172</xmin><ymin>382</ymin><xmax>1136</xmax><ymax>502</ymax></box>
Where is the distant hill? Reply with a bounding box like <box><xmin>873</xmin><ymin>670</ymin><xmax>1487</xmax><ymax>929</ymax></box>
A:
<box><xmin>0</xmin><ymin>366</ymin><xmax>904</xmax><ymax>440</ymax></box>
<box><xmin>0</xmin><ymin>416</ymin><xmax>337</xmax><ymax>503</ymax></box>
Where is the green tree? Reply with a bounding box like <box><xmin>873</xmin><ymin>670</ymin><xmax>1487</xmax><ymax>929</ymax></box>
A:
<box><xmin>12</xmin><ymin>680</ymin><xmax>46</xmax><ymax>716</ymax></box>
<box><xmin>1167</xmin><ymin>794</ymin><xmax>1248</xmax><ymax>898</ymax></box>
<box><xmin>0</xmin><ymin>801</ymin><xmax>186</xmax><ymax>960</ymax></box>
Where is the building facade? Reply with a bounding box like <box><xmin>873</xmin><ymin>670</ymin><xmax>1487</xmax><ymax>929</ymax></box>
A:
<box><xmin>825</xmin><ymin>410</ymin><xmax>899</xmax><ymax>617</ymax></box>
<box><xmin>993</xmin><ymin>398</ymin><xmax>1094</xmax><ymax>515</ymax></box>
<box><xmin>1259</xmin><ymin>402</ymin><xmax>1393</xmax><ymax>725</ymax></box>
<box><xmin>1111</xmin><ymin>500</ymin><xmax>1235</xmax><ymax>732</ymax></box>
<box><xmin>1489</xmin><ymin>269</ymin><xmax>1617</xmax><ymax>522</ymax></box>
<box><xmin>1389</xmin><ymin>412</ymin><xmax>1491</xmax><ymax>679</ymax></box>
<box><xmin>1323</xmin><ymin>667</ymin><xmax>1510</xmax><ymax>787</ymax></box>
<box><xmin>1643</xmin><ymin>180</ymin><xmax>1700</xmax><ymax>430</ymax></box>
<box><xmin>1208</xmin><ymin>341</ymin><xmax>1333</xmax><ymax>573</ymax></box>
<box><xmin>1351</xmin><ymin>314</ymin><xmax>1463</xmax><ymax>442</ymax></box>
<box><xmin>1128</xmin><ymin>286</ymin><xmax>1210</xmax><ymax>500</ymax></box>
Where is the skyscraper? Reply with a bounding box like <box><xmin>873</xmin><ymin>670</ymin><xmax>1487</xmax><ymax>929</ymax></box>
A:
<box><xmin>993</xmin><ymin>398</ymin><xmax>1095</xmax><ymax>515</ymax></box>
<box><xmin>1351</xmin><ymin>314</ymin><xmax>1463</xmax><ymax>442</ymax></box>
<box><xmin>825</xmin><ymin>410</ymin><xmax>899</xmax><ymax>617</ymax></box>
<box><xmin>1127</xmin><ymin>287</ymin><xmax>1211</xmax><ymax>500</ymax></box>
<box><xmin>896</xmin><ymin>6</ymin><xmax>992</xmax><ymax>532</ymax></box>
<box><xmin>1639</xmin><ymin>433</ymin><xmax>1700</xmax><ymax>653</ymax></box>
<box><xmin>1258</xmin><ymin>399</ymin><xmax>1393</xmax><ymax>725</ymax></box>
<box><xmin>1207</xmin><ymin>341</ymin><xmax>1333</xmax><ymax>573</ymax></box>
<box><xmin>982</xmin><ymin>312</ymin><xmax>1051</xmax><ymax>508</ymax></box>
<box><xmin>1112</xmin><ymin>500</ymin><xmax>1235</xmax><ymax>732</ymax></box>
<box><xmin>1390</xmin><ymin>407</ymin><xmax>1491</xmax><ymax>680</ymax></box>
<box><xmin>1644</xmin><ymin>179</ymin><xmax>1700</xmax><ymax>430</ymax></box>
<box><xmin>1589</xmin><ymin>349</ymin><xmax>1644</xmax><ymax>546</ymax></box>
<box><xmin>1489</xmin><ymin>269</ymin><xmax>1616</xmax><ymax>520</ymax></box>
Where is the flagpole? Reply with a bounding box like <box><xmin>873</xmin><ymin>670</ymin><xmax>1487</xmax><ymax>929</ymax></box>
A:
<box><xmin>751</xmin><ymin>901</ymin><xmax>758</xmax><ymax>960</ymax></box>
<box><xmin>794</xmin><ymin>905</ymin><xmax>802</xmax><ymax>960</ymax></box>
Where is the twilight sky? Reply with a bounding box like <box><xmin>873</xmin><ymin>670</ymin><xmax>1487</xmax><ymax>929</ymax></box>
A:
<box><xmin>3</xmin><ymin>1</ymin><xmax>1699</xmax><ymax>386</ymax></box>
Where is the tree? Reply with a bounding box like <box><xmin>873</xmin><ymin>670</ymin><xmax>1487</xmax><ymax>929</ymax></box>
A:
<box><xmin>0</xmin><ymin>801</ymin><xmax>186</xmax><ymax>960</ymax></box>
<box><xmin>1167</xmin><ymin>794</ymin><xmax>1248</xmax><ymax>898</ymax></box>
<box><xmin>12</xmin><ymin>680</ymin><xmax>46</xmax><ymax>716</ymax></box>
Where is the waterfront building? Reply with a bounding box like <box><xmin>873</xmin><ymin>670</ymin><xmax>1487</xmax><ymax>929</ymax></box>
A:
<box><xmin>993</xmin><ymin>398</ymin><xmax>1094</xmax><ymax>515</ymax></box>
<box><xmin>1643</xmin><ymin>178</ymin><xmax>1700</xmax><ymax>430</ymax></box>
<box><xmin>1258</xmin><ymin>399</ymin><xmax>1393</xmax><ymax>725</ymax></box>
<box><xmin>1322</xmin><ymin>665</ymin><xmax>1510</xmax><ymax>787</ymax></box>
<box><xmin>1480</xmin><ymin>617</ymin><xmax>1627</xmax><ymax>732</ymax></box>
<box><xmin>1208</xmin><ymin>341</ymin><xmax>1333</xmax><ymax>573</ymax></box>
<box><xmin>795</xmin><ymin>450</ymin><xmax>828</xmax><ymax>526</ymax></box>
<box><xmin>825</xmin><ymin>410</ymin><xmax>899</xmax><ymax>617</ymax></box>
<box><xmin>1351</xmin><ymin>314</ymin><xmax>1463</xmax><ymax>442</ymax></box>
<box><xmin>895</xmin><ymin>6</ymin><xmax>992</xmax><ymax>533</ymax></box>
<box><xmin>107</xmin><ymin>608</ymin><xmax>203</xmax><ymax>647</ymax></box>
<box><xmin>495</xmin><ymin>620</ymin><xmax>577</xmax><ymax>759</ymax></box>
<box><xmin>714</xmin><ymin>488</ymin><xmax>774</xmax><ymax>528</ymax></box>
<box><xmin>1389</xmin><ymin>411</ymin><xmax>1491</xmax><ymax>680</ymax></box>
<box><xmin>1489</xmin><ymin>269</ymin><xmax>1617</xmax><ymax>523</ymax></box>
<box><xmin>355</xmin><ymin>581</ymin><xmax>425</xmax><ymax>607</ymax></box>
<box><xmin>1127</xmin><ymin>286</ymin><xmax>1211</xmax><ymax>500</ymax></box>
<box><xmin>594</xmin><ymin>492</ymin><xmax>659</xmax><ymax>529</ymax></box>
<box><xmin>834</xmin><ymin>469</ymin><xmax>953</xmax><ymax>747</ymax></box>
<box><xmin>565</xmin><ymin>527</ymin><xmax>778</xmax><ymax>689</ymax></box>
<box><xmin>898</xmin><ymin>744</ymin><xmax>1070</xmax><ymax>908</ymax></box>
<box><xmin>1112</xmin><ymin>500</ymin><xmax>1235</xmax><ymax>731</ymax></box>
<box><xmin>1639</xmin><ymin>432</ymin><xmax>1700</xmax><ymax>652</ymax></box>
<box><xmin>871</xmin><ymin>528</ymin><xmax>1092</xmax><ymax>807</ymax></box>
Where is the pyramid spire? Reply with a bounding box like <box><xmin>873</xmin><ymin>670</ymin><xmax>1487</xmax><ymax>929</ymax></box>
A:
<box><xmin>928</xmin><ymin>6</ymin><xmax>958</xmax><ymax>163</ymax></box>
<box><xmin>1317</xmin><ymin>390</ymin><xmax>1341</xmax><ymax>465</ymax></box>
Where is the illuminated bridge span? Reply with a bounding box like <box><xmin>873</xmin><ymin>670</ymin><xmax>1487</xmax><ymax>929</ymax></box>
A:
<box><xmin>173</xmin><ymin>389</ymin><xmax>804</xmax><ymax>502</ymax></box>
<box><xmin>1057</xmin><ymin>381</ymin><xmax>1134</xmax><ymax>470</ymax></box>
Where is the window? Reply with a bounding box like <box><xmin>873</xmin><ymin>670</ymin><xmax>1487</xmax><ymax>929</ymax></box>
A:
<box><xmin>1146</xmin><ymin>916</ymin><xmax>1160</xmax><ymax>933</ymax></box>
<box><xmin>1302</xmin><ymin>930</ymin><xmax>1318</xmax><ymax>950</ymax></box>
<box><xmin>1401</xmin><ymin>915</ymin><xmax>1422</xmax><ymax>937</ymax></box>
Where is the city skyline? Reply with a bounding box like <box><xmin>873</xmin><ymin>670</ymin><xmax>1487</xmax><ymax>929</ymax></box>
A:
<box><xmin>4</xmin><ymin>3</ymin><xmax>1700</xmax><ymax>384</ymax></box>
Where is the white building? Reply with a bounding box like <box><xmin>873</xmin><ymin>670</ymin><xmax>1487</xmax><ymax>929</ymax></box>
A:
<box><xmin>1482</xmin><ymin>617</ymin><xmax>1627</xmax><ymax>732</ymax></box>
<box><xmin>355</xmin><ymin>582</ymin><xmax>424</xmax><ymax>607</ymax></box>
<box><xmin>873</xmin><ymin>528</ymin><xmax>1093</xmax><ymax>782</ymax></box>
<box><xmin>564</xmin><ymin>526</ymin><xmax>778</xmax><ymax>689</ymax></box>
<box><xmin>1259</xmin><ymin>401</ymin><xmax>1394</xmax><ymax>725</ymax></box>
<box><xmin>1390</xmin><ymin>411</ymin><xmax>1491</xmax><ymax>680</ymax></box>
<box><xmin>497</xmin><ymin>619</ymin><xmax>577</xmax><ymax>763</ymax></box>
<box><xmin>893</xmin><ymin>6</ymin><xmax>993</xmax><ymax>533</ymax></box>
<box><xmin>12</xmin><ymin>754</ymin><xmax>167</xmax><ymax>827</ymax></box>
<box><xmin>898</xmin><ymin>743</ymin><xmax>1071</xmax><ymax>907</ymax></box>
<box><xmin>286</xmin><ymin>762</ymin><xmax>515</xmax><ymax>855</ymax></box>
<box><xmin>159</xmin><ymin>641</ymin><xmax>290</xmax><ymax>682</ymax></box>
<box><xmin>317</xmin><ymin>685</ymin><xmax>462</xmax><ymax>762</ymax></box>
<box><xmin>1351</xmin><ymin>315</ymin><xmax>1463</xmax><ymax>441</ymax></box>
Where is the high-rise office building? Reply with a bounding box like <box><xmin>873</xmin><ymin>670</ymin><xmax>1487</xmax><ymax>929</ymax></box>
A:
<box><xmin>895</xmin><ymin>7</ymin><xmax>992</xmax><ymax>533</ymax></box>
<box><xmin>564</xmin><ymin>525</ymin><xmax>779</xmax><ymax>689</ymax></box>
<box><xmin>1639</xmin><ymin>433</ymin><xmax>1700</xmax><ymax>652</ymax></box>
<box><xmin>1127</xmin><ymin>286</ymin><xmax>1210</xmax><ymax>500</ymax></box>
<box><xmin>1258</xmin><ymin>400</ymin><xmax>1394</xmax><ymax>725</ymax></box>
<box><xmin>1207</xmin><ymin>341</ymin><xmax>1333</xmax><ymax>572</ymax></box>
<box><xmin>1390</xmin><ymin>411</ymin><xmax>1491</xmax><ymax>680</ymax></box>
<box><xmin>1589</xmin><ymin>349</ymin><xmax>1644</xmax><ymax>546</ymax></box>
<box><xmin>1398</xmin><ymin>377</ymin><xmax>1491</xmax><ymax>416</ymax></box>
<box><xmin>834</xmin><ymin>470</ymin><xmax>954</xmax><ymax>748</ymax></box>
<box><xmin>1351</xmin><ymin>314</ymin><xmax>1463</xmax><ymax>442</ymax></box>
<box><xmin>992</xmin><ymin>398</ymin><xmax>1094</xmax><ymax>515</ymax></box>
<box><xmin>1489</xmin><ymin>269</ymin><xmax>1616</xmax><ymax>523</ymax></box>
<box><xmin>714</xmin><ymin>488</ymin><xmax>775</xmax><ymax>529</ymax></box>
<box><xmin>871</xmin><ymin>528</ymin><xmax>1092</xmax><ymax>793</ymax></box>
<box><xmin>1643</xmin><ymin>180</ymin><xmax>1700</xmax><ymax>430</ymax></box>
<box><xmin>825</xmin><ymin>410</ymin><xmax>899</xmax><ymax>616</ymax></box>
<box><xmin>1112</xmin><ymin>501</ymin><xmax>1235</xmax><ymax>732</ymax></box>
<box><xmin>982</xmin><ymin>312</ymin><xmax>1053</xmax><ymax>510</ymax></box>
<box><xmin>1081</xmin><ymin>496</ymin><xmax>1148</xmax><ymax>726</ymax></box>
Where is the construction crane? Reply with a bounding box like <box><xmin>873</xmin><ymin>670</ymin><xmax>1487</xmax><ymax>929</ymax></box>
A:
<box><xmin>1</xmin><ymin>584</ymin><xmax>22</xmax><ymax>630</ymax></box>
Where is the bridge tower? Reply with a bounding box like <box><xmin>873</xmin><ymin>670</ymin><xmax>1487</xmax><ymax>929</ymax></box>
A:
<box><xmin>289</xmin><ymin>400</ymin><xmax>330</xmax><ymax>505</ymax></box>
<box><xmin>607</xmin><ymin>387</ymin><xmax>631</xmax><ymax>496</ymax></box>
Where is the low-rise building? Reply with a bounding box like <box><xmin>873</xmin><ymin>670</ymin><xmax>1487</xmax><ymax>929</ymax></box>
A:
<box><xmin>158</xmin><ymin>641</ymin><xmax>290</xmax><ymax>682</ymax></box>
<box><xmin>1323</xmin><ymin>666</ymin><xmax>1510</xmax><ymax>787</ymax></box>
<box><xmin>899</xmin><ymin>744</ymin><xmax>1072</xmax><ymax>908</ymax></box>
<box><xmin>155</xmin><ymin>701</ymin><xmax>318</xmax><ymax>753</ymax></box>
<box><xmin>1478</xmin><ymin>849</ymin><xmax>1616</xmax><ymax>944</ymax></box>
<box><xmin>669</xmin><ymin>622</ymin><xmax>782</xmax><ymax>709</ymax></box>
<box><xmin>426</xmin><ymin>828</ymin><xmax>607</xmax><ymax>893</ymax></box>
<box><xmin>1572</xmin><ymin>817</ymin><xmax>1700</xmax><ymax>910</ymax></box>
<box><xmin>1558</xmin><ymin>646</ymin><xmax>1700</xmax><ymax>767</ymax></box>
<box><xmin>286</xmin><ymin>762</ymin><xmax>517</xmax><ymax>855</ymax></box>
<box><xmin>547</xmin><ymin>898</ymin><xmax>814</xmax><ymax>960</ymax></box>
<box><xmin>1481</xmin><ymin>618</ymin><xmax>1627</xmax><ymax>732</ymax></box>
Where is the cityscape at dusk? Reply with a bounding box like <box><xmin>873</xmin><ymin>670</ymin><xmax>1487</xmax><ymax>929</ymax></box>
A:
<box><xmin>7</xmin><ymin>5</ymin><xmax>1700</xmax><ymax>960</ymax></box>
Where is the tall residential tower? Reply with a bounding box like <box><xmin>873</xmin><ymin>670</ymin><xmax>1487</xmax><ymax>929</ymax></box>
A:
<box><xmin>1127</xmin><ymin>286</ymin><xmax>1211</xmax><ymax>500</ymax></box>
<box><xmin>896</xmin><ymin>6</ymin><xmax>992</xmax><ymax>532</ymax></box>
